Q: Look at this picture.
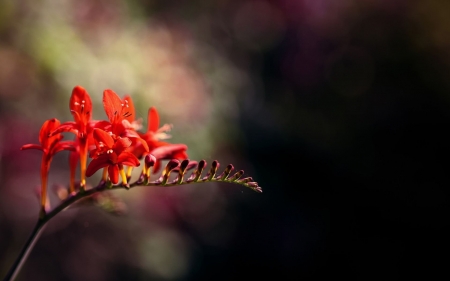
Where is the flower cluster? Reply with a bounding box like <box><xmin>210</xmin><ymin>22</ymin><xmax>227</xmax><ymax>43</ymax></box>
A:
<box><xmin>21</xmin><ymin>86</ymin><xmax>188</xmax><ymax>214</ymax></box>
<box><xmin>11</xmin><ymin>85</ymin><xmax>262</xmax><ymax>281</ymax></box>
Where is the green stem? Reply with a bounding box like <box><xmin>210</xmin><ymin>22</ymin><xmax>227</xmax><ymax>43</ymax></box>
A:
<box><xmin>3</xmin><ymin>220</ymin><xmax>46</xmax><ymax>281</ymax></box>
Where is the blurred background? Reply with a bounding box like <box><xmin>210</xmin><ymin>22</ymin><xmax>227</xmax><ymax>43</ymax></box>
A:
<box><xmin>1</xmin><ymin>0</ymin><xmax>449</xmax><ymax>280</ymax></box>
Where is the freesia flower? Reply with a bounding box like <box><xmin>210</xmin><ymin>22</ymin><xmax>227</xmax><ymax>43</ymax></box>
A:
<box><xmin>100</xmin><ymin>89</ymin><xmax>147</xmax><ymax>146</ymax></box>
<box><xmin>21</xmin><ymin>118</ymin><xmax>75</xmax><ymax>215</ymax></box>
<box><xmin>136</xmin><ymin>107</ymin><xmax>188</xmax><ymax>172</ymax></box>
<box><xmin>52</xmin><ymin>86</ymin><xmax>96</xmax><ymax>191</ymax></box>
<box><xmin>99</xmin><ymin>89</ymin><xmax>149</xmax><ymax>178</ymax></box>
<box><xmin>86</xmin><ymin>128</ymin><xmax>140</xmax><ymax>185</ymax></box>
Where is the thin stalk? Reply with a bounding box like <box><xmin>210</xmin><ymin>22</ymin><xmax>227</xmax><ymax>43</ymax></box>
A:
<box><xmin>3</xmin><ymin>161</ymin><xmax>260</xmax><ymax>280</ymax></box>
<box><xmin>3</xmin><ymin>220</ymin><xmax>46</xmax><ymax>281</ymax></box>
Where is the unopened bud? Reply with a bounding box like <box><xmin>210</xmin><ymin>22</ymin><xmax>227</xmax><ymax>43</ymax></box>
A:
<box><xmin>142</xmin><ymin>154</ymin><xmax>157</xmax><ymax>182</ymax></box>
<box><xmin>145</xmin><ymin>154</ymin><xmax>156</xmax><ymax>168</ymax></box>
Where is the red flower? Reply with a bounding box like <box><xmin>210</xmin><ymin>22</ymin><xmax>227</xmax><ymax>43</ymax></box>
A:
<box><xmin>136</xmin><ymin>107</ymin><xmax>188</xmax><ymax>172</ymax></box>
<box><xmin>100</xmin><ymin>89</ymin><xmax>149</xmax><ymax>151</ymax></box>
<box><xmin>21</xmin><ymin>118</ymin><xmax>75</xmax><ymax>214</ymax></box>
<box><xmin>86</xmin><ymin>128</ymin><xmax>140</xmax><ymax>185</ymax></box>
<box><xmin>52</xmin><ymin>86</ymin><xmax>96</xmax><ymax>191</ymax></box>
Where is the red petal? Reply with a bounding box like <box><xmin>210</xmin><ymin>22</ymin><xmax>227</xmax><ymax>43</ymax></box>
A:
<box><xmin>70</xmin><ymin>86</ymin><xmax>92</xmax><ymax>123</ymax></box>
<box><xmin>147</xmin><ymin>107</ymin><xmax>160</xmax><ymax>132</ymax></box>
<box><xmin>111</xmin><ymin>121</ymin><xmax>127</xmax><ymax>137</ymax></box>
<box><xmin>172</xmin><ymin>150</ymin><xmax>188</xmax><ymax>160</ymax></box>
<box><xmin>86</xmin><ymin>155</ymin><xmax>110</xmax><ymax>177</ymax></box>
<box><xmin>123</xmin><ymin>95</ymin><xmax>135</xmax><ymax>123</ymax></box>
<box><xmin>117</xmin><ymin>151</ymin><xmax>140</xmax><ymax>167</ymax></box>
<box><xmin>113</xmin><ymin>137</ymin><xmax>132</xmax><ymax>154</ymax></box>
<box><xmin>108</xmin><ymin>165</ymin><xmax>120</xmax><ymax>184</ymax></box>
<box><xmin>93</xmin><ymin>120</ymin><xmax>112</xmax><ymax>131</ymax></box>
<box><xmin>137</xmin><ymin>136</ymin><xmax>149</xmax><ymax>152</ymax></box>
<box><xmin>103</xmin><ymin>89</ymin><xmax>123</xmax><ymax>123</ymax></box>
<box><xmin>39</xmin><ymin>118</ymin><xmax>61</xmax><ymax>145</ymax></box>
<box><xmin>129</xmin><ymin>142</ymin><xmax>147</xmax><ymax>159</ymax></box>
<box><xmin>50</xmin><ymin>122</ymin><xmax>77</xmax><ymax>136</ymax></box>
<box><xmin>21</xmin><ymin>144</ymin><xmax>43</xmax><ymax>151</ymax></box>
<box><xmin>153</xmin><ymin>160</ymin><xmax>162</xmax><ymax>173</ymax></box>
<box><xmin>151</xmin><ymin>144</ymin><xmax>188</xmax><ymax>160</ymax></box>
<box><xmin>93</xmin><ymin>128</ymin><xmax>114</xmax><ymax>148</ymax></box>
<box><xmin>89</xmin><ymin>147</ymin><xmax>98</xmax><ymax>158</ymax></box>
<box><xmin>52</xmin><ymin>141</ymin><xmax>76</xmax><ymax>155</ymax></box>
<box><xmin>126</xmin><ymin>133</ymin><xmax>149</xmax><ymax>153</ymax></box>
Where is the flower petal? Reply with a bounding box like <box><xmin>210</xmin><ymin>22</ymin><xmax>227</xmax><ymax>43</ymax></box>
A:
<box><xmin>93</xmin><ymin>120</ymin><xmax>112</xmax><ymax>131</ymax></box>
<box><xmin>50</xmin><ymin>121</ymin><xmax>77</xmax><ymax>136</ymax></box>
<box><xmin>134</xmin><ymin>136</ymin><xmax>149</xmax><ymax>153</ymax></box>
<box><xmin>151</xmin><ymin>144</ymin><xmax>188</xmax><ymax>160</ymax></box>
<box><xmin>108</xmin><ymin>165</ymin><xmax>120</xmax><ymax>184</ymax></box>
<box><xmin>93</xmin><ymin>128</ymin><xmax>114</xmax><ymax>148</ymax></box>
<box><xmin>129</xmin><ymin>142</ymin><xmax>147</xmax><ymax>159</ymax></box>
<box><xmin>153</xmin><ymin>160</ymin><xmax>162</xmax><ymax>173</ymax></box>
<box><xmin>70</xmin><ymin>86</ymin><xmax>92</xmax><ymax>123</ymax></box>
<box><xmin>86</xmin><ymin>155</ymin><xmax>110</xmax><ymax>177</ymax></box>
<box><xmin>21</xmin><ymin>144</ymin><xmax>43</xmax><ymax>151</ymax></box>
<box><xmin>52</xmin><ymin>141</ymin><xmax>76</xmax><ymax>155</ymax></box>
<box><xmin>113</xmin><ymin>137</ymin><xmax>132</xmax><ymax>154</ymax></box>
<box><xmin>123</xmin><ymin>95</ymin><xmax>135</xmax><ymax>123</ymax></box>
<box><xmin>117</xmin><ymin>151</ymin><xmax>140</xmax><ymax>167</ymax></box>
<box><xmin>124</xmin><ymin>130</ymin><xmax>150</xmax><ymax>154</ymax></box>
<box><xmin>147</xmin><ymin>107</ymin><xmax>160</xmax><ymax>133</ymax></box>
<box><xmin>103</xmin><ymin>89</ymin><xmax>123</xmax><ymax>124</ymax></box>
<box><xmin>39</xmin><ymin>118</ymin><xmax>61</xmax><ymax>145</ymax></box>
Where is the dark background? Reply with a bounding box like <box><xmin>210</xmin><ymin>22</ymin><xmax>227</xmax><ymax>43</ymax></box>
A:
<box><xmin>1</xmin><ymin>0</ymin><xmax>449</xmax><ymax>280</ymax></box>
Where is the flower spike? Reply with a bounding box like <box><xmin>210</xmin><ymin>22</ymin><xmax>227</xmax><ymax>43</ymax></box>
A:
<box><xmin>144</xmin><ymin>159</ymin><xmax>261</xmax><ymax>193</ymax></box>
<box><xmin>10</xmin><ymin>86</ymin><xmax>262</xmax><ymax>281</ymax></box>
<box><xmin>187</xmin><ymin>160</ymin><xmax>207</xmax><ymax>182</ymax></box>
<box><xmin>176</xmin><ymin>159</ymin><xmax>190</xmax><ymax>184</ymax></box>
<box><xmin>157</xmin><ymin>159</ymin><xmax>180</xmax><ymax>185</ymax></box>
<box><xmin>203</xmin><ymin>160</ymin><xmax>219</xmax><ymax>181</ymax></box>
<box><xmin>216</xmin><ymin>164</ymin><xmax>234</xmax><ymax>181</ymax></box>
<box><xmin>228</xmin><ymin>170</ymin><xmax>244</xmax><ymax>182</ymax></box>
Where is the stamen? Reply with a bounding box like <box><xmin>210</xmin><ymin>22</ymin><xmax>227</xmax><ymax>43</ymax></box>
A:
<box><xmin>76</xmin><ymin>100</ymin><xmax>85</xmax><ymax>112</ymax></box>
<box><xmin>107</xmin><ymin>149</ymin><xmax>113</xmax><ymax>154</ymax></box>
<box><xmin>120</xmin><ymin>166</ymin><xmax>128</xmax><ymax>186</ymax></box>
<box><xmin>102</xmin><ymin>167</ymin><xmax>108</xmax><ymax>181</ymax></box>
<box><xmin>126</xmin><ymin>166</ymin><xmax>133</xmax><ymax>178</ymax></box>
<box><xmin>157</xmin><ymin>123</ymin><xmax>173</xmax><ymax>133</ymax></box>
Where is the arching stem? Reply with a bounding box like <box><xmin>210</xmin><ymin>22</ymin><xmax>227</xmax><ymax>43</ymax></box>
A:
<box><xmin>3</xmin><ymin>219</ymin><xmax>46</xmax><ymax>281</ymax></box>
